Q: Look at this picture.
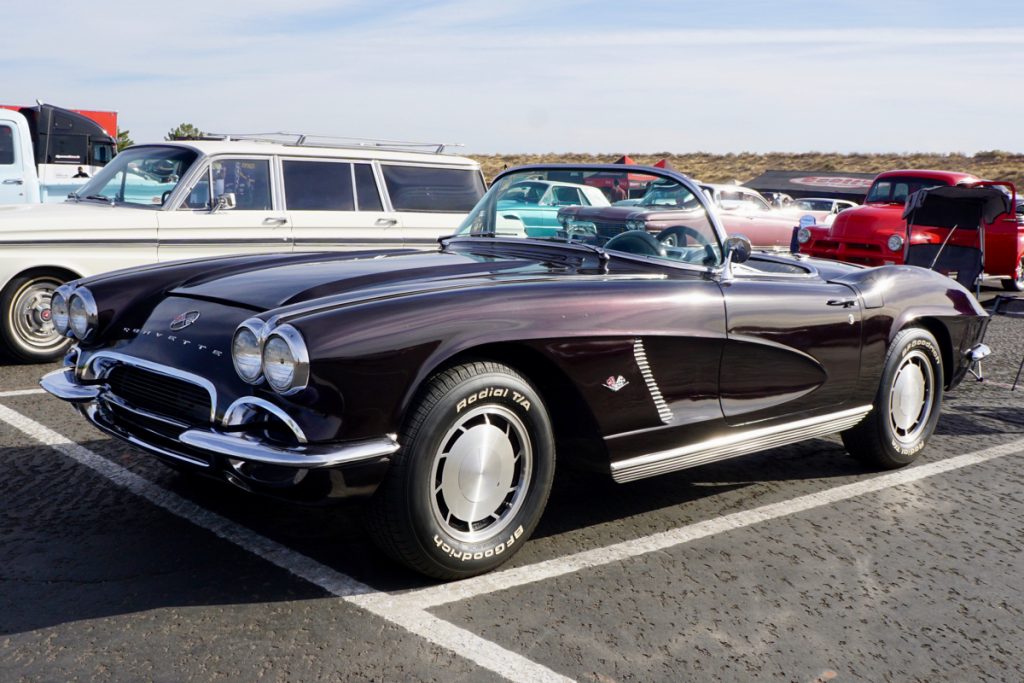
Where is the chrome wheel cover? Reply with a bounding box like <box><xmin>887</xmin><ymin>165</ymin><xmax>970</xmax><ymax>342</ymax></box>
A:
<box><xmin>9</xmin><ymin>277</ymin><xmax>64</xmax><ymax>352</ymax></box>
<box><xmin>430</xmin><ymin>405</ymin><xmax>532</xmax><ymax>543</ymax></box>
<box><xmin>888</xmin><ymin>349</ymin><xmax>935</xmax><ymax>444</ymax></box>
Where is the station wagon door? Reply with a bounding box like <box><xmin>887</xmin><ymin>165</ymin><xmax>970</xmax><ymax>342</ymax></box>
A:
<box><xmin>379</xmin><ymin>164</ymin><xmax>486</xmax><ymax>248</ymax></box>
<box><xmin>157</xmin><ymin>156</ymin><xmax>292</xmax><ymax>260</ymax></box>
<box><xmin>285</xmin><ymin>158</ymin><xmax>405</xmax><ymax>251</ymax></box>
<box><xmin>719</xmin><ymin>260</ymin><xmax>863</xmax><ymax>426</ymax></box>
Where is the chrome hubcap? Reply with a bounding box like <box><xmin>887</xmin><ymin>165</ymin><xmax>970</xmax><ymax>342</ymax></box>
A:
<box><xmin>430</xmin><ymin>405</ymin><xmax>532</xmax><ymax>543</ymax></box>
<box><xmin>10</xmin><ymin>278</ymin><xmax>64</xmax><ymax>351</ymax></box>
<box><xmin>888</xmin><ymin>349</ymin><xmax>934</xmax><ymax>443</ymax></box>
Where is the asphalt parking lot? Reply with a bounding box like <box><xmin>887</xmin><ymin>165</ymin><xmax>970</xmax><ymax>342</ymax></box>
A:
<box><xmin>2</xmin><ymin>289</ymin><xmax>1023</xmax><ymax>682</ymax></box>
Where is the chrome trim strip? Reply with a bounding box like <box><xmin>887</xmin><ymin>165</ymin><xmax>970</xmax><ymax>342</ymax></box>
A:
<box><xmin>82</xmin><ymin>402</ymin><xmax>211</xmax><ymax>468</ymax></box>
<box><xmin>40</xmin><ymin>368</ymin><xmax>102</xmax><ymax>402</ymax></box>
<box><xmin>633</xmin><ymin>339</ymin><xmax>673</xmax><ymax>424</ymax></box>
<box><xmin>611</xmin><ymin>405</ymin><xmax>873</xmax><ymax>483</ymax></box>
<box><xmin>223</xmin><ymin>396</ymin><xmax>308</xmax><ymax>444</ymax></box>
<box><xmin>179</xmin><ymin>430</ymin><xmax>399</xmax><ymax>469</ymax></box>
<box><xmin>81</xmin><ymin>351</ymin><xmax>218</xmax><ymax>422</ymax></box>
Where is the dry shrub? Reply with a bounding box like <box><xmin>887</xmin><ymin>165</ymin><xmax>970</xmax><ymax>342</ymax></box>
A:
<box><xmin>471</xmin><ymin>152</ymin><xmax>1024</xmax><ymax>187</ymax></box>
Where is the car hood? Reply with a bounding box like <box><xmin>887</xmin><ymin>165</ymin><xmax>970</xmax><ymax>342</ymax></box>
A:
<box><xmin>827</xmin><ymin>204</ymin><xmax>902</xmax><ymax>237</ymax></box>
<box><xmin>169</xmin><ymin>247</ymin><xmax>575</xmax><ymax>312</ymax></box>
<box><xmin>0</xmin><ymin>201</ymin><xmax>157</xmax><ymax>236</ymax></box>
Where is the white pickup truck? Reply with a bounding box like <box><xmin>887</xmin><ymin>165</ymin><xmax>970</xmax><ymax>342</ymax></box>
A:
<box><xmin>0</xmin><ymin>104</ymin><xmax>117</xmax><ymax>204</ymax></box>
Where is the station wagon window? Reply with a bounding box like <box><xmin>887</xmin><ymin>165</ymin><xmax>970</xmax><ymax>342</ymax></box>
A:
<box><xmin>77</xmin><ymin>145</ymin><xmax>198</xmax><ymax>207</ymax></box>
<box><xmin>283</xmin><ymin>160</ymin><xmax>354</xmax><ymax>211</ymax></box>
<box><xmin>354</xmin><ymin>163</ymin><xmax>383</xmax><ymax>211</ymax></box>
<box><xmin>381</xmin><ymin>165</ymin><xmax>485</xmax><ymax>212</ymax></box>
<box><xmin>183</xmin><ymin>158</ymin><xmax>272</xmax><ymax>211</ymax></box>
<box><xmin>0</xmin><ymin>125</ymin><xmax>13</xmax><ymax>165</ymax></box>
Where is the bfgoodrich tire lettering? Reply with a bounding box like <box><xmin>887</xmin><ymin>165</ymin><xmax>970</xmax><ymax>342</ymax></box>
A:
<box><xmin>841</xmin><ymin>327</ymin><xmax>943</xmax><ymax>469</ymax></box>
<box><xmin>365</xmin><ymin>361</ymin><xmax>555</xmax><ymax>579</ymax></box>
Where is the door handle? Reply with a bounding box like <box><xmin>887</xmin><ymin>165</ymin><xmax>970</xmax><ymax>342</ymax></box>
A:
<box><xmin>2</xmin><ymin>179</ymin><xmax>23</xmax><ymax>185</ymax></box>
<box><xmin>827</xmin><ymin>298</ymin><xmax>857</xmax><ymax>308</ymax></box>
<box><xmin>263</xmin><ymin>217</ymin><xmax>287</xmax><ymax>226</ymax></box>
<box><xmin>375</xmin><ymin>218</ymin><xmax>398</xmax><ymax>227</ymax></box>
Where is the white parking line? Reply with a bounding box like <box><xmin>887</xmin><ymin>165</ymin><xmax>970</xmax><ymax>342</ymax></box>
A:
<box><xmin>397</xmin><ymin>438</ymin><xmax>1024</xmax><ymax>610</ymax></box>
<box><xmin>0</xmin><ymin>388</ymin><xmax>46</xmax><ymax>397</ymax></box>
<box><xmin>0</xmin><ymin>402</ymin><xmax>572</xmax><ymax>683</ymax></box>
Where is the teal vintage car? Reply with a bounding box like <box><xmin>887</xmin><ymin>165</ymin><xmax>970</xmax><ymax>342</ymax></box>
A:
<box><xmin>495</xmin><ymin>179</ymin><xmax>609</xmax><ymax>236</ymax></box>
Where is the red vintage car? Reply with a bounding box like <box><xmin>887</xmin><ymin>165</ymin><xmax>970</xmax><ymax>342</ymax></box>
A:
<box><xmin>797</xmin><ymin>170</ymin><xmax>1024</xmax><ymax>291</ymax></box>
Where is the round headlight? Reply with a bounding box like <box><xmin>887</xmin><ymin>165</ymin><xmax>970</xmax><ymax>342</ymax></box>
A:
<box><xmin>625</xmin><ymin>219</ymin><xmax>644</xmax><ymax>231</ymax></box>
<box><xmin>51</xmin><ymin>287</ymin><xmax>70</xmax><ymax>336</ymax></box>
<box><xmin>68</xmin><ymin>288</ymin><xmax>97</xmax><ymax>340</ymax></box>
<box><xmin>797</xmin><ymin>226</ymin><xmax>812</xmax><ymax>244</ymax></box>
<box><xmin>231</xmin><ymin>321</ymin><xmax>264</xmax><ymax>384</ymax></box>
<box><xmin>887</xmin><ymin>234</ymin><xmax>905</xmax><ymax>252</ymax></box>
<box><xmin>261</xmin><ymin>325</ymin><xmax>309</xmax><ymax>395</ymax></box>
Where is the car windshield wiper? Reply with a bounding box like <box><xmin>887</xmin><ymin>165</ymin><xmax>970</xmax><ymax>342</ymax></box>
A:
<box><xmin>84</xmin><ymin>194</ymin><xmax>115</xmax><ymax>205</ymax></box>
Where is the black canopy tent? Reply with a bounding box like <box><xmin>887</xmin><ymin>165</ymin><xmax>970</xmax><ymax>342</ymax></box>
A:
<box><xmin>901</xmin><ymin>184</ymin><xmax>1012</xmax><ymax>297</ymax></box>
<box><xmin>743</xmin><ymin>170</ymin><xmax>876</xmax><ymax>201</ymax></box>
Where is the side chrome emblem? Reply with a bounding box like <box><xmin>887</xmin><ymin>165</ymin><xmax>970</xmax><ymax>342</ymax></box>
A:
<box><xmin>170</xmin><ymin>310</ymin><xmax>201</xmax><ymax>331</ymax></box>
<box><xmin>604</xmin><ymin>375</ymin><xmax>629</xmax><ymax>392</ymax></box>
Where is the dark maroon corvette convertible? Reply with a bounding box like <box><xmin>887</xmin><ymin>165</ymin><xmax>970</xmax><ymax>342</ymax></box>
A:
<box><xmin>42</xmin><ymin>165</ymin><xmax>989</xmax><ymax>579</ymax></box>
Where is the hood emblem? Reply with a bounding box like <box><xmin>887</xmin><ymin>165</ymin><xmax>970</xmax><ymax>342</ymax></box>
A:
<box><xmin>170</xmin><ymin>310</ymin><xmax>201</xmax><ymax>331</ymax></box>
<box><xmin>603</xmin><ymin>375</ymin><xmax>629</xmax><ymax>392</ymax></box>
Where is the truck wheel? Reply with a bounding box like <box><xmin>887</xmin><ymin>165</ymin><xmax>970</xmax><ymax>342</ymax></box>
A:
<box><xmin>365</xmin><ymin>361</ymin><xmax>555</xmax><ymax>579</ymax></box>
<box><xmin>1001</xmin><ymin>257</ymin><xmax>1024</xmax><ymax>292</ymax></box>
<box><xmin>0</xmin><ymin>272</ymin><xmax>73</xmax><ymax>363</ymax></box>
<box><xmin>841</xmin><ymin>328</ymin><xmax>943</xmax><ymax>469</ymax></box>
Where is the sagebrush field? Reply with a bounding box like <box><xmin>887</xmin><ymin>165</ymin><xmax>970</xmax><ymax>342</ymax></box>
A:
<box><xmin>470</xmin><ymin>151</ymin><xmax>1024</xmax><ymax>186</ymax></box>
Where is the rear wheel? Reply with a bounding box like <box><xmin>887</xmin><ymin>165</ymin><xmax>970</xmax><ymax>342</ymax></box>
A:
<box><xmin>1001</xmin><ymin>256</ymin><xmax>1024</xmax><ymax>292</ymax></box>
<box><xmin>0</xmin><ymin>271</ymin><xmax>72</xmax><ymax>363</ymax></box>
<box><xmin>842</xmin><ymin>328</ymin><xmax>943</xmax><ymax>469</ymax></box>
<box><xmin>365</xmin><ymin>361</ymin><xmax>555</xmax><ymax>579</ymax></box>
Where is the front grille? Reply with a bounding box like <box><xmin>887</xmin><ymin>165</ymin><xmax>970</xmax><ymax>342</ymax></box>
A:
<box><xmin>107</xmin><ymin>365</ymin><xmax>211</xmax><ymax>425</ymax></box>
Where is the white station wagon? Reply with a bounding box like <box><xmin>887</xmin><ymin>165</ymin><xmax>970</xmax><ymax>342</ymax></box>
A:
<box><xmin>0</xmin><ymin>136</ymin><xmax>485</xmax><ymax>361</ymax></box>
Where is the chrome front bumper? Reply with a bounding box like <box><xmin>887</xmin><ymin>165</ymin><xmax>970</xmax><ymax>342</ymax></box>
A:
<box><xmin>40</xmin><ymin>367</ymin><xmax>400</xmax><ymax>470</ymax></box>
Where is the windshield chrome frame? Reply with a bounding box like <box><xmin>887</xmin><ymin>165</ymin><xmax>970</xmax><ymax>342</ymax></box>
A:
<box><xmin>464</xmin><ymin>163</ymin><xmax>731</xmax><ymax>276</ymax></box>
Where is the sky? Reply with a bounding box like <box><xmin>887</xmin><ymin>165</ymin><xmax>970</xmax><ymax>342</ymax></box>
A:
<box><xmin>3</xmin><ymin>1</ymin><xmax>1024</xmax><ymax>155</ymax></box>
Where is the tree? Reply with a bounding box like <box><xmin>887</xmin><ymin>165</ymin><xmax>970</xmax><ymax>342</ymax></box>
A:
<box><xmin>116</xmin><ymin>129</ymin><xmax>134</xmax><ymax>152</ymax></box>
<box><xmin>165</xmin><ymin>123</ymin><xmax>205</xmax><ymax>141</ymax></box>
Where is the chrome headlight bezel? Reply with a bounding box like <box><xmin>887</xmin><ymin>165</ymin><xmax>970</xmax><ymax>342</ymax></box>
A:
<box><xmin>51</xmin><ymin>285</ymin><xmax>72</xmax><ymax>336</ymax></box>
<box><xmin>68</xmin><ymin>288</ymin><xmax>98</xmax><ymax>340</ymax></box>
<box><xmin>887</xmin><ymin>233</ymin><xmax>905</xmax><ymax>252</ymax></box>
<box><xmin>231</xmin><ymin>318</ymin><xmax>266</xmax><ymax>385</ymax></box>
<box><xmin>261</xmin><ymin>324</ymin><xmax>309</xmax><ymax>396</ymax></box>
<box><xmin>796</xmin><ymin>226</ymin><xmax>812</xmax><ymax>245</ymax></box>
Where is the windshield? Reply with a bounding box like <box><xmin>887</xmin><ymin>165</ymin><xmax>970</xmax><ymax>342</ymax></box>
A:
<box><xmin>794</xmin><ymin>199</ymin><xmax>834</xmax><ymax>211</ymax></box>
<box><xmin>865</xmin><ymin>176</ymin><xmax>949</xmax><ymax>205</ymax></box>
<box><xmin>456</xmin><ymin>167</ymin><xmax>724</xmax><ymax>267</ymax></box>
<box><xmin>74</xmin><ymin>145</ymin><xmax>199</xmax><ymax>207</ymax></box>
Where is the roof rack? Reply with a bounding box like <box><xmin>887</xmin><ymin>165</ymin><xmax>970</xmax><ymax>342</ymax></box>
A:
<box><xmin>195</xmin><ymin>132</ymin><xmax>461</xmax><ymax>154</ymax></box>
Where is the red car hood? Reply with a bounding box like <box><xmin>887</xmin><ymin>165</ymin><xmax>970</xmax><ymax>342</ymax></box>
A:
<box><xmin>827</xmin><ymin>204</ymin><xmax>903</xmax><ymax>239</ymax></box>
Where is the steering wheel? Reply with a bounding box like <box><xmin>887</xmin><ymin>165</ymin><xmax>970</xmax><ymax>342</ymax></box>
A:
<box><xmin>657</xmin><ymin>225</ymin><xmax>718</xmax><ymax>265</ymax></box>
<box><xmin>161</xmin><ymin>190</ymin><xmax>173</xmax><ymax>206</ymax></box>
<box><xmin>604</xmin><ymin>230</ymin><xmax>666</xmax><ymax>257</ymax></box>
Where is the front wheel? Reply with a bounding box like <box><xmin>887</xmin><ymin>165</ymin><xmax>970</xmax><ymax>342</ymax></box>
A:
<box><xmin>0</xmin><ymin>272</ymin><xmax>73</xmax><ymax>363</ymax></box>
<box><xmin>365</xmin><ymin>361</ymin><xmax>555</xmax><ymax>579</ymax></box>
<box><xmin>1002</xmin><ymin>257</ymin><xmax>1024</xmax><ymax>292</ymax></box>
<box><xmin>842</xmin><ymin>328</ymin><xmax>943</xmax><ymax>469</ymax></box>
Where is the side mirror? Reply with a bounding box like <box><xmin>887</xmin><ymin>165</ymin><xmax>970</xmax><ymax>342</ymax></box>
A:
<box><xmin>212</xmin><ymin>192</ymin><xmax>236</xmax><ymax>213</ymax></box>
<box><xmin>724</xmin><ymin>235</ymin><xmax>752</xmax><ymax>264</ymax></box>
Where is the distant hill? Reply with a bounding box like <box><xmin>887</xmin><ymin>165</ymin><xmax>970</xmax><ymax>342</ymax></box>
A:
<box><xmin>470</xmin><ymin>151</ymin><xmax>1024</xmax><ymax>187</ymax></box>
